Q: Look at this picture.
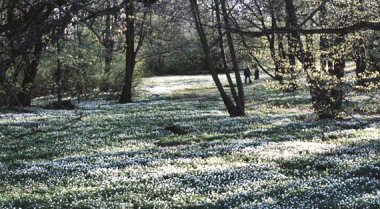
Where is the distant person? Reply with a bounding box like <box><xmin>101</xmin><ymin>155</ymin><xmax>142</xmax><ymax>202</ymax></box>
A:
<box><xmin>254</xmin><ymin>64</ymin><xmax>260</xmax><ymax>80</ymax></box>
<box><xmin>243</xmin><ymin>66</ymin><xmax>252</xmax><ymax>84</ymax></box>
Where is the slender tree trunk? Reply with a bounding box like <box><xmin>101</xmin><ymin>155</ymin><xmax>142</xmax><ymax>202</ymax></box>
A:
<box><xmin>319</xmin><ymin>5</ymin><xmax>328</xmax><ymax>72</ymax></box>
<box><xmin>355</xmin><ymin>35</ymin><xmax>367</xmax><ymax>86</ymax></box>
<box><xmin>1</xmin><ymin>1</ymin><xmax>16</xmax><ymax>107</ymax></box>
<box><xmin>286</xmin><ymin>36</ymin><xmax>298</xmax><ymax>90</ymax></box>
<box><xmin>214</xmin><ymin>0</ymin><xmax>239</xmax><ymax>103</ymax></box>
<box><xmin>287</xmin><ymin>34</ymin><xmax>297</xmax><ymax>73</ymax></box>
<box><xmin>104</xmin><ymin>1</ymin><xmax>113</xmax><ymax>75</ymax></box>
<box><xmin>0</xmin><ymin>77</ymin><xmax>8</xmax><ymax>107</ymax></box>
<box><xmin>119</xmin><ymin>1</ymin><xmax>136</xmax><ymax>103</ymax></box>
<box><xmin>269</xmin><ymin>35</ymin><xmax>284</xmax><ymax>83</ymax></box>
<box><xmin>355</xmin><ymin>0</ymin><xmax>368</xmax><ymax>85</ymax></box>
<box><xmin>101</xmin><ymin>0</ymin><xmax>115</xmax><ymax>91</ymax></box>
<box><xmin>268</xmin><ymin>2</ymin><xmax>284</xmax><ymax>84</ymax></box>
<box><xmin>104</xmin><ymin>43</ymin><xmax>114</xmax><ymax>75</ymax></box>
<box><xmin>56</xmin><ymin>41</ymin><xmax>64</xmax><ymax>103</ymax></box>
<box><xmin>76</xmin><ymin>25</ymin><xmax>84</xmax><ymax>103</ymax></box>
<box><xmin>0</xmin><ymin>62</ymin><xmax>9</xmax><ymax>107</ymax></box>
<box><xmin>331</xmin><ymin>35</ymin><xmax>345</xmax><ymax>113</ymax></box>
<box><xmin>189</xmin><ymin>0</ymin><xmax>242</xmax><ymax>117</ymax></box>
<box><xmin>320</xmin><ymin>35</ymin><xmax>328</xmax><ymax>72</ymax></box>
<box><xmin>220</xmin><ymin>0</ymin><xmax>245</xmax><ymax>116</ymax></box>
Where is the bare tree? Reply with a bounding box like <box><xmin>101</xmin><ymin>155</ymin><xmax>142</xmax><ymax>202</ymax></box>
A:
<box><xmin>190</xmin><ymin>0</ymin><xmax>245</xmax><ymax>117</ymax></box>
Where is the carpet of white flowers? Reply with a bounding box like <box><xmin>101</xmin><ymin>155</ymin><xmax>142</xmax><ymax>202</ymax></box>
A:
<box><xmin>0</xmin><ymin>75</ymin><xmax>379</xmax><ymax>208</ymax></box>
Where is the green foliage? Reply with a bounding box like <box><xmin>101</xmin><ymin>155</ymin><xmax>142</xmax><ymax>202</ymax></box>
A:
<box><xmin>103</xmin><ymin>52</ymin><xmax>126</xmax><ymax>91</ymax></box>
<box><xmin>142</xmin><ymin>38</ymin><xmax>206</xmax><ymax>76</ymax></box>
<box><xmin>35</xmin><ymin>28</ymin><xmax>103</xmax><ymax>98</ymax></box>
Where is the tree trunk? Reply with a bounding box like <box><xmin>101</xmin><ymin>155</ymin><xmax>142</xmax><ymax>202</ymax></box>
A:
<box><xmin>220</xmin><ymin>0</ymin><xmax>245</xmax><ymax>116</ymax></box>
<box><xmin>287</xmin><ymin>37</ymin><xmax>298</xmax><ymax>90</ymax></box>
<box><xmin>311</xmin><ymin>35</ymin><xmax>345</xmax><ymax>119</ymax></box>
<box><xmin>104</xmin><ymin>1</ymin><xmax>114</xmax><ymax>75</ymax></box>
<box><xmin>119</xmin><ymin>1</ymin><xmax>136</xmax><ymax>104</ymax></box>
<box><xmin>284</xmin><ymin>0</ymin><xmax>344</xmax><ymax>119</ymax></box>
<box><xmin>355</xmin><ymin>35</ymin><xmax>367</xmax><ymax>86</ymax></box>
<box><xmin>214</xmin><ymin>0</ymin><xmax>239</xmax><ymax>103</ymax></box>
<box><xmin>101</xmin><ymin>0</ymin><xmax>115</xmax><ymax>91</ymax></box>
<box><xmin>104</xmin><ymin>42</ymin><xmax>113</xmax><ymax>75</ymax></box>
<box><xmin>269</xmin><ymin>35</ymin><xmax>284</xmax><ymax>83</ymax></box>
<box><xmin>13</xmin><ymin>38</ymin><xmax>43</xmax><ymax>107</ymax></box>
<box><xmin>320</xmin><ymin>35</ymin><xmax>329</xmax><ymax>72</ymax></box>
<box><xmin>0</xmin><ymin>78</ymin><xmax>9</xmax><ymax>107</ymax></box>
<box><xmin>284</xmin><ymin>7</ymin><xmax>298</xmax><ymax>90</ymax></box>
<box><xmin>189</xmin><ymin>0</ymin><xmax>243</xmax><ymax>117</ymax></box>
<box><xmin>355</xmin><ymin>0</ymin><xmax>368</xmax><ymax>85</ymax></box>
<box><xmin>268</xmin><ymin>2</ymin><xmax>284</xmax><ymax>84</ymax></box>
<box><xmin>75</xmin><ymin>25</ymin><xmax>85</xmax><ymax>104</ymax></box>
<box><xmin>56</xmin><ymin>41</ymin><xmax>64</xmax><ymax>103</ymax></box>
<box><xmin>319</xmin><ymin>4</ymin><xmax>328</xmax><ymax>72</ymax></box>
<box><xmin>0</xmin><ymin>64</ymin><xmax>9</xmax><ymax>107</ymax></box>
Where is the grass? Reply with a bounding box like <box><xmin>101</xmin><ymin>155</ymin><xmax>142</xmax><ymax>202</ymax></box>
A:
<box><xmin>0</xmin><ymin>75</ymin><xmax>379</xmax><ymax>208</ymax></box>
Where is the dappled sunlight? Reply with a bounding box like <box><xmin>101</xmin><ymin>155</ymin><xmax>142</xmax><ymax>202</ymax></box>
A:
<box><xmin>1</xmin><ymin>0</ymin><xmax>379</xmax><ymax>206</ymax></box>
<box><xmin>1</xmin><ymin>75</ymin><xmax>379</xmax><ymax>208</ymax></box>
<box><xmin>243</xmin><ymin>141</ymin><xmax>338</xmax><ymax>161</ymax></box>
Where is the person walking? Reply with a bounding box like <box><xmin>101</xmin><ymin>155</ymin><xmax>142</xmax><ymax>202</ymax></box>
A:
<box><xmin>253</xmin><ymin>64</ymin><xmax>260</xmax><ymax>80</ymax></box>
<box><xmin>244</xmin><ymin>66</ymin><xmax>252</xmax><ymax>84</ymax></box>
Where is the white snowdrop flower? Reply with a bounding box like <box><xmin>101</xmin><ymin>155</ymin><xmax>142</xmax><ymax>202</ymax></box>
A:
<box><xmin>0</xmin><ymin>162</ymin><xmax>7</xmax><ymax>172</ymax></box>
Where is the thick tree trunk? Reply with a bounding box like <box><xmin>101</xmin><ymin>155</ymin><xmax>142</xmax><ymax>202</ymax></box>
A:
<box><xmin>312</xmin><ymin>63</ymin><xmax>345</xmax><ymax>119</ymax></box>
<box><xmin>311</xmin><ymin>35</ymin><xmax>345</xmax><ymax>119</ymax></box>
<box><xmin>285</xmin><ymin>0</ymin><xmax>345</xmax><ymax>119</ymax></box>
<box><xmin>284</xmin><ymin>7</ymin><xmax>298</xmax><ymax>90</ymax></box>
<box><xmin>13</xmin><ymin>38</ymin><xmax>43</xmax><ymax>107</ymax></box>
<box><xmin>119</xmin><ymin>1</ymin><xmax>136</xmax><ymax>104</ymax></box>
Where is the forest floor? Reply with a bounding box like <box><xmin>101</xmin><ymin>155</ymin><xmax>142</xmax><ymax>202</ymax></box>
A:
<box><xmin>0</xmin><ymin>74</ymin><xmax>380</xmax><ymax>208</ymax></box>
